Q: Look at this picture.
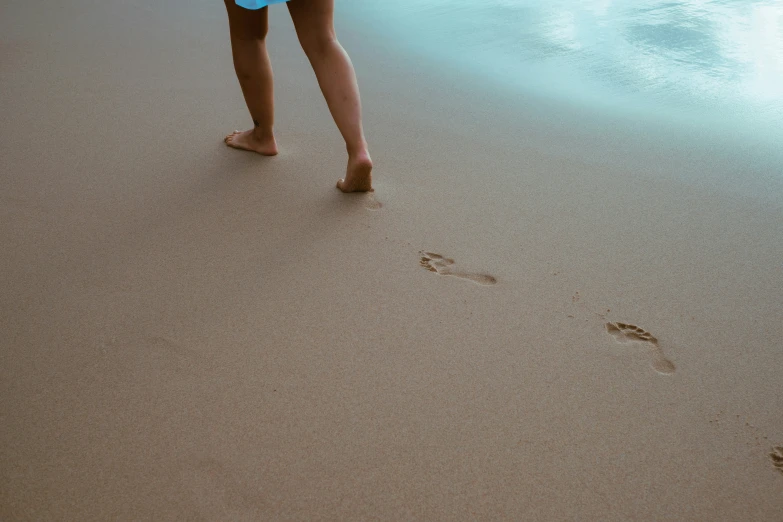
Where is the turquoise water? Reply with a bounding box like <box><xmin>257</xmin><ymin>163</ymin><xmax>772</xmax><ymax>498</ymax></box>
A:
<box><xmin>347</xmin><ymin>0</ymin><xmax>783</xmax><ymax>149</ymax></box>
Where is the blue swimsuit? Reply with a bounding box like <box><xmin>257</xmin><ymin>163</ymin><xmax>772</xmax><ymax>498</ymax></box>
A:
<box><xmin>235</xmin><ymin>0</ymin><xmax>289</xmax><ymax>8</ymax></box>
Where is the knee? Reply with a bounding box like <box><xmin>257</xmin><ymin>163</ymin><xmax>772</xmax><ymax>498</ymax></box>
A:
<box><xmin>233</xmin><ymin>24</ymin><xmax>269</xmax><ymax>44</ymax></box>
<box><xmin>229</xmin><ymin>35</ymin><xmax>268</xmax><ymax>81</ymax></box>
<box><xmin>298</xmin><ymin>31</ymin><xmax>338</xmax><ymax>59</ymax></box>
<box><xmin>231</xmin><ymin>35</ymin><xmax>268</xmax><ymax>80</ymax></box>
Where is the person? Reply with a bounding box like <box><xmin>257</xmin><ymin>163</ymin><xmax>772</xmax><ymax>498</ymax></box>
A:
<box><xmin>222</xmin><ymin>0</ymin><xmax>373</xmax><ymax>193</ymax></box>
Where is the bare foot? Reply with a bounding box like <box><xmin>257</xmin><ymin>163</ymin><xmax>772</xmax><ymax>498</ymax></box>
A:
<box><xmin>224</xmin><ymin>129</ymin><xmax>278</xmax><ymax>156</ymax></box>
<box><xmin>336</xmin><ymin>153</ymin><xmax>373</xmax><ymax>193</ymax></box>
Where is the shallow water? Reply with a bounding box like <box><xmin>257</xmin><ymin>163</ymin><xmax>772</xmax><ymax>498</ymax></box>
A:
<box><xmin>348</xmin><ymin>0</ymin><xmax>783</xmax><ymax>150</ymax></box>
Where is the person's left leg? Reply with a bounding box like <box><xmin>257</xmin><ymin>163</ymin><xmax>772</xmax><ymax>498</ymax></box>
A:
<box><xmin>223</xmin><ymin>0</ymin><xmax>278</xmax><ymax>155</ymax></box>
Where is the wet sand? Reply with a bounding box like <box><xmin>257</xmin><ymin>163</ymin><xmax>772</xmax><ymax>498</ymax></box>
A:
<box><xmin>1</xmin><ymin>1</ymin><xmax>782</xmax><ymax>520</ymax></box>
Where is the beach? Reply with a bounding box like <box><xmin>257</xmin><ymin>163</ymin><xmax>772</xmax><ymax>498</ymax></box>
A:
<box><xmin>1</xmin><ymin>0</ymin><xmax>782</xmax><ymax>519</ymax></box>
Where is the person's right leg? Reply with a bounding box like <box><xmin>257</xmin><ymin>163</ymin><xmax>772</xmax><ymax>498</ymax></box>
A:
<box><xmin>223</xmin><ymin>0</ymin><xmax>278</xmax><ymax>155</ymax></box>
<box><xmin>287</xmin><ymin>0</ymin><xmax>373</xmax><ymax>192</ymax></box>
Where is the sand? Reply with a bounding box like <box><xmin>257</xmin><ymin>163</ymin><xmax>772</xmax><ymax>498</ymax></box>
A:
<box><xmin>2</xmin><ymin>1</ymin><xmax>782</xmax><ymax>520</ymax></box>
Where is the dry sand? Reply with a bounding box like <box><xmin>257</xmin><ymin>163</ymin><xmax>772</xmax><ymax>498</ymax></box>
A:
<box><xmin>2</xmin><ymin>1</ymin><xmax>782</xmax><ymax>520</ymax></box>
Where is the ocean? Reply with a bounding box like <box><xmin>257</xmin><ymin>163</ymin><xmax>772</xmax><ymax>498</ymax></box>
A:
<box><xmin>345</xmin><ymin>0</ymin><xmax>783</xmax><ymax>155</ymax></box>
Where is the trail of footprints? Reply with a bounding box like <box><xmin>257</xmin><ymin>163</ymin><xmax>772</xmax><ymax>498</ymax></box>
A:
<box><xmin>418</xmin><ymin>252</ymin><xmax>783</xmax><ymax>478</ymax></box>
<box><xmin>419</xmin><ymin>249</ymin><xmax>783</xmax><ymax>478</ymax></box>
<box><xmin>418</xmin><ymin>253</ymin><xmax>676</xmax><ymax>376</ymax></box>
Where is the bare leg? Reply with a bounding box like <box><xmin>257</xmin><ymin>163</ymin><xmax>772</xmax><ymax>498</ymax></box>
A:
<box><xmin>288</xmin><ymin>0</ymin><xmax>373</xmax><ymax>192</ymax></box>
<box><xmin>223</xmin><ymin>1</ymin><xmax>278</xmax><ymax>155</ymax></box>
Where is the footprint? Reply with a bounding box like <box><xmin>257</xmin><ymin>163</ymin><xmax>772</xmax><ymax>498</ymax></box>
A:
<box><xmin>419</xmin><ymin>252</ymin><xmax>497</xmax><ymax>286</ymax></box>
<box><xmin>771</xmin><ymin>446</ymin><xmax>783</xmax><ymax>475</ymax></box>
<box><xmin>605</xmin><ymin>322</ymin><xmax>676</xmax><ymax>375</ymax></box>
<box><xmin>364</xmin><ymin>192</ymin><xmax>383</xmax><ymax>211</ymax></box>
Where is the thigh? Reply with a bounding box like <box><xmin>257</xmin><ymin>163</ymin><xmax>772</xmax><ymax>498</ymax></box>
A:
<box><xmin>287</xmin><ymin>0</ymin><xmax>335</xmax><ymax>41</ymax></box>
<box><xmin>223</xmin><ymin>0</ymin><xmax>269</xmax><ymax>40</ymax></box>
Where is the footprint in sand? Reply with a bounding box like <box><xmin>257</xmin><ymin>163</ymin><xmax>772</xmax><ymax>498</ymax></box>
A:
<box><xmin>605</xmin><ymin>322</ymin><xmax>676</xmax><ymax>375</ymax></box>
<box><xmin>770</xmin><ymin>446</ymin><xmax>783</xmax><ymax>475</ymax></box>
<box><xmin>364</xmin><ymin>192</ymin><xmax>382</xmax><ymax>211</ymax></box>
<box><xmin>419</xmin><ymin>252</ymin><xmax>497</xmax><ymax>286</ymax></box>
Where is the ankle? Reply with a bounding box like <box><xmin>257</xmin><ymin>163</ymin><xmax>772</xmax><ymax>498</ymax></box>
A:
<box><xmin>347</xmin><ymin>141</ymin><xmax>370</xmax><ymax>161</ymax></box>
<box><xmin>252</xmin><ymin>126</ymin><xmax>275</xmax><ymax>142</ymax></box>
